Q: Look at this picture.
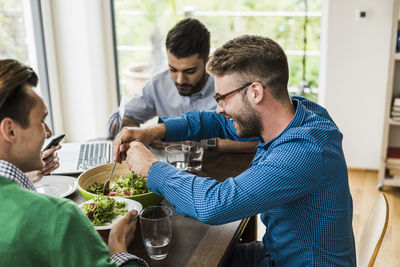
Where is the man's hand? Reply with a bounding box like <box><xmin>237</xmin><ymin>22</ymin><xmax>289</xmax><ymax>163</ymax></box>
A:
<box><xmin>113</xmin><ymin>124</ymin><xmax>167</xmax><ymax>163</ymax></box>
<box><xmin>126</xmin><ymin>142</ymin><xmax>159</xmax><ymax>177</ymax></box>
<box><xmin>110</xmin><ymin>116</ymin><xmax>139</xmax><ymax>139</ymax></box>
<box><xmin>108</xmin><ymin>210</ymin><xmax>139</xmax><ymax>255</ymax></box>
<box><xmin>26</xmin><ymin>145</ymin><xmax>61</xmax><ymax>183</ymax></box>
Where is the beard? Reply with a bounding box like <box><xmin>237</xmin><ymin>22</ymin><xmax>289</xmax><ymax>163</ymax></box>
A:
<box><xmin>228</xmin><ymin>95</ymin><xmax>263</xmax><ymax>138</ymax></box>
<box><xmin>175</xmin><ymin>71</ymin><xmax>208</xmax><ymax>96</ymax></box>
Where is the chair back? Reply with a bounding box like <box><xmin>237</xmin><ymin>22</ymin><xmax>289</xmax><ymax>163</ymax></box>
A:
<box><xmin>356</xmin><ymin>192</ymin><xmax>389</xmax><ymax>267</ymax></box>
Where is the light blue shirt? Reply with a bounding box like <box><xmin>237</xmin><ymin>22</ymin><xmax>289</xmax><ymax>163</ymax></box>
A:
<box><xmin>108</xmin><ymin>70</ymin><xmax>216</xmax><ymax>137</ymax></box>
<box><xmin>147</xmin><ymin>96</ymin><xmax>356</xmax><ymax>266</ymax></box>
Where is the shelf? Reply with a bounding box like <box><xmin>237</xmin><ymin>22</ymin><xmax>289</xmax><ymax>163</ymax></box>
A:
<box><xmin>382</xmin><ymin>178</ymin><xmax>400</xmax><ymax>187</ymax></box>
<box><xmin>378</xmin><ymin>0</ymin><xmax>400</xmax><ymax>188</ymax></box>
<box><xmin>389</xmin><ymin>118</ymin><xmax>400</xmax><ymax>125</ymax></box>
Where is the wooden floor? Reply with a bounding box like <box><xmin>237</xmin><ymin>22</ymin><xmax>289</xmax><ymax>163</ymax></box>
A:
<box><xmin>256</xmin><ymin>169</ymin><xmax>400</xmax><ymax>266</ymax></box>
<box><xmin>350</xmin><ymin>169</ymin><xmax>400</xmax><ymax>267</ymax></box>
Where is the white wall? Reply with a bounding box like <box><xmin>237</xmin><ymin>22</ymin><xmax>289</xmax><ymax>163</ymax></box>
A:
<box><xmin>319</xmin><ymin>0</ymin><xmax>394</xmax><ymax>169</ymax></box>
<box><xmin>41</xmin><ymin>0</ymin><xmax>118</xmax><ymax>142</ymax></box>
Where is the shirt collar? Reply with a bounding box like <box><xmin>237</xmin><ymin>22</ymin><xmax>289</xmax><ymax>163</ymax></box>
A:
<box><xmin>257</xmin><ymin>97</ymin><xmax>306</xmax><ymax>149</ymax></box>
<box><xmin>0</xmin><ymin>160</ymin><xmax>36</xmax><ymax>191</ymax></box>
<box><xmin>190</xmin><ymin>74</ymin><xmax>214</xmax><ymax>98</ymax></box>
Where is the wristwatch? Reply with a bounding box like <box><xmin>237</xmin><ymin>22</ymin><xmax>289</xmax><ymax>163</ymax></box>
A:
<box><xmin>206</xmin><ymin>138</ymin><xmax>217</xmax><ymax>151</ymax></box>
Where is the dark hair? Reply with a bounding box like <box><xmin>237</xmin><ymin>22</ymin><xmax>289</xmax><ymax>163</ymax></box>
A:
<box><xmin>0</xmin><ymin>59</ymin><xmax>38</xmax><ymax>128</ymax></box>
<box><xmin>207</xmin><ymin>35</ymin><xmax>290</xmax><ymax>102</ymax></box>
<box><xmin>166</xmin><ymin>18</ymin><xmax>210</xmax><ymax>60</ymax></box>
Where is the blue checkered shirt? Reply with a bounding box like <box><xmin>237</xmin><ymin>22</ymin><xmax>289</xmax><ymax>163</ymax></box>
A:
<box><xmin>0</xmin><ymin>160</ymin><xmax>148</xmax><ymax>267</ymax></box>
<box><xmin>148</xmin><ymin>95</ymin><xmax>356</xmax><ymax>266</ymax></box>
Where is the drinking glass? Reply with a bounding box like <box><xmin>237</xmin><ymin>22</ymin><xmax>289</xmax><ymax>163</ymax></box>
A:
<box><xmin>139</xmin><ymin>206</ymin><xmax>173</xmax><ymax>260</ymax></box>
<box><xmin>184</xmin><ymin>141</ymin><xmax>204</xmax><ymax>172</ymax></box>
<box><xmin>165</xmin><ymin>144</ymin><xmax>189</xmax><ymax>171</ymax></box>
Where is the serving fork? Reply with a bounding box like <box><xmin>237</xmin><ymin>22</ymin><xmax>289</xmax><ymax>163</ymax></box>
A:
<box><xmin>103</xmin><ymin>140</ymin><xmax>122</xmax><ymax>195</ymax></box>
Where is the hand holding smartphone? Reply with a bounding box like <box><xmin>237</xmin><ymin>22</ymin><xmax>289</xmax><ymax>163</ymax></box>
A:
<box><xmin>43</xmin><ymin>134</ymin><xmax>65</xmax><ymax>151</ymax></box>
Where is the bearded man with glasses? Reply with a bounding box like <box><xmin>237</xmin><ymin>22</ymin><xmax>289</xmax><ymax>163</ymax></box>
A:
<box><xmin>113</xmin><ymin>35</ymin><xmax>356</xmax><ymax>267</ymax></box>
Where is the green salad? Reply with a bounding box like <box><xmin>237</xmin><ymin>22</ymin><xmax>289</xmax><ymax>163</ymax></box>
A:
<box><xmin>81</xmin><ymin>196</ymin><xmax>127</xmax><ymax>226</ymax></box>
<box><xmin>87</xmin><ymin>173</ymin><xmax>150</xmax><ymax>197</ymax></box>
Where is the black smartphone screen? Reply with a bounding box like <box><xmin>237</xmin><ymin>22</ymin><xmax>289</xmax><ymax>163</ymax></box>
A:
<box><xmin>43</xmin><ymin>134</ymin><xmax>65</xmax><ymax>151</ymax></box>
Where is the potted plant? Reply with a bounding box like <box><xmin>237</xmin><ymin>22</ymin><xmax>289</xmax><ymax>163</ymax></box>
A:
<box><xmin>124</xmin><ymin>0</ymin><xmax>176</xmax><ymax>97</ymax></box>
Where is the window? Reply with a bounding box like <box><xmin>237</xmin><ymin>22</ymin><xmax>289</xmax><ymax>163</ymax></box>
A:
<box><xmin>112</xmin><ymin>0</ymin><xmax>321</xmax><ymax>102</ymax></box>
<box><xmin>0</xmin><ymin>0</ymin><xmax>53</xmax><ymax>130</ymax></box>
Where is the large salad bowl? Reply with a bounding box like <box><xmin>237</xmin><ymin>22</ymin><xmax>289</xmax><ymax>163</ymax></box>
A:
<box><xmin>77</xmin><ymin>161</ymin><xmax>162</xmax><ymax>208</ymax></box>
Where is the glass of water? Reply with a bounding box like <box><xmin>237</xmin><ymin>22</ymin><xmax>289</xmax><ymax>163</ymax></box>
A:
<box><xmin>184</xmin><ymin>141</ymin><xmax>205</xmax><ymax>172</ymax></box>
<box><xmin>165</xmin><ymin>144</ymin><xmax>189</xmax><ymax>171</ymax></box>
<box><xmin>139</xmin><ymin>206</ymin><xmax>173</xmax><ymax>260</ymax></box>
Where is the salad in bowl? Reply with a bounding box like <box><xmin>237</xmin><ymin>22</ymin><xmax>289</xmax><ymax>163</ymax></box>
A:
<box><xmin>77</xmin><ymin>161</ymin><xmax>162</xmax><ymax>208</ymax></box>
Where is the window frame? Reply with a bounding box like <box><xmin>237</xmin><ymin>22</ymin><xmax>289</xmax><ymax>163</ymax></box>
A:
<box><xmin>110</xmin><ymin>2</ymin><xmax>321</xmax><ymax>102</ymax></box>
<box><xmin>110</xmin><ymin>0</ymin><xmax>122</xmax><ymax>105</ymax></box>
<box><xmin>29</xmin><ymin>0</ymin><xmax>54</xmax><ymax>131</ymax></box>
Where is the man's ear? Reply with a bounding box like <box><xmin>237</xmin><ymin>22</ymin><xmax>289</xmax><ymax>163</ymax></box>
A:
<box><xmin>250</xmin><ymin>82</ymin><xmax>265</xmax><ymax>104</ymax></box>
<box><xmin>0</xmin><ymin>118</ymin><xmax>16</xmax><ymax>142</ymax></box>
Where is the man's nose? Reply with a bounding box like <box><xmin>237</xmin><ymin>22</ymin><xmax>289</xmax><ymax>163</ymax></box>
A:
<box><xmin>216</xmin><ymin>104</ymin><xmax>224</xmax><ymax>114</ymax></box>
<box><xmin>176</xmin><ymin>72</ymin><xmax>185</xmax><ymax>84</ymax></box>
<box><xmin>44</xmin><ymin>122</ymin><xmax>52</xmax><ymax>138</ymax></box>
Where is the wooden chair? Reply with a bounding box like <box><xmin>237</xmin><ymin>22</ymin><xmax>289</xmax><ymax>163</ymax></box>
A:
<box><xmin>356</xmin><ymin>193</ymin><xmax>389</xmax><ymax>267</ymax></box>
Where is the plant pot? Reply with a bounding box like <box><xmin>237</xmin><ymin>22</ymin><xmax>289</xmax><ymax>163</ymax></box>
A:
<box><xmin>123</xmin><ymin>63</ymin><xmax>151</xmax><ymax>97</ymax></box>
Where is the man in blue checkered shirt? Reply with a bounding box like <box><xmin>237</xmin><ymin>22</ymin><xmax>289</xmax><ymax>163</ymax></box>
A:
<box><xmin>114</xmin><ymin>35</ymin><xmax>356</xmax><ymax>266</ymax></box>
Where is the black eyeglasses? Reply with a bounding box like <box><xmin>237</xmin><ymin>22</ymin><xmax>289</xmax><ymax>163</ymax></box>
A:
<box><xmin>213</xmin><ymin>82</ymin><xmax>252</xmax><ymax>105</ymax></box>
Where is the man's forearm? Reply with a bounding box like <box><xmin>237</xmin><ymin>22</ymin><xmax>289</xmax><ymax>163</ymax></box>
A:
<box><xmin>110</xmin><ymin>116</ymin><xmax>140</xmax><ymax>138</ymax></box>
<box><xmin>122</xmin><ymin>116</ymin><xmax>140</xmax><ymax>128</ymax></box>
<box><xmin>148</xmin><ymin>123</ymin><xmax>167</xmax><ymax>141</ymax></box>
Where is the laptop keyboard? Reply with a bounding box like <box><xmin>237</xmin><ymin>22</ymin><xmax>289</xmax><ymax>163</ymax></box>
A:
<box><xmin>77</xmin><ymin>142</ymin><xmax>111</xmax><ymax>170</ymax></box>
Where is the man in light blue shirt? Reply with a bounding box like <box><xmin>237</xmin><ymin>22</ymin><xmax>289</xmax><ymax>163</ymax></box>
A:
<box><xmin>109</xmin><ymin>19</ymin><xmax>257</xmax><ymax>152</ymax></box>
<box><xmin>108</xmin><ymin>18</ymin><xmax>216</xmax><ymax>138</ymax></box>
<box><xmin>113</xmin><ymin>35</ymin><xmax>356</xmax><ymax>266</ymax></box>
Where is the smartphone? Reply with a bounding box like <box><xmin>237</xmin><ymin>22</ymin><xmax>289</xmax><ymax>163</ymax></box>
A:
<box><xmin>43</xmin><ymin>134</ymin><xmax>65</xmax><ymax>151</ymax></box>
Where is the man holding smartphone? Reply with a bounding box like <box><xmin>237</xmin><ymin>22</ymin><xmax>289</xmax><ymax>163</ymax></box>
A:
<box><xmin>24</xmin><ymin>131</ymin><xmax>61</xmax><ymax>182</ymax></box>
<box><xmin>0</xmin><ymin>59</ymin><xmax>146</xmax><ymax>266</ymax></box>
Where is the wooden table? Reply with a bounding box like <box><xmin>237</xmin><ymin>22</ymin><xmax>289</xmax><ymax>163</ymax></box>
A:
<box><xmin>70</xmin><ymin>151</ymin><xmax>255</xmax><ymax>267</ymax></box>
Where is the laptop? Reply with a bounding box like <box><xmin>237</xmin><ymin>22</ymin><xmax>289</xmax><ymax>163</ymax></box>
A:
<box><xmin>52</xmin><ymin>141</ymin><xmax>113</xmax><ymax>174</ymax></box>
